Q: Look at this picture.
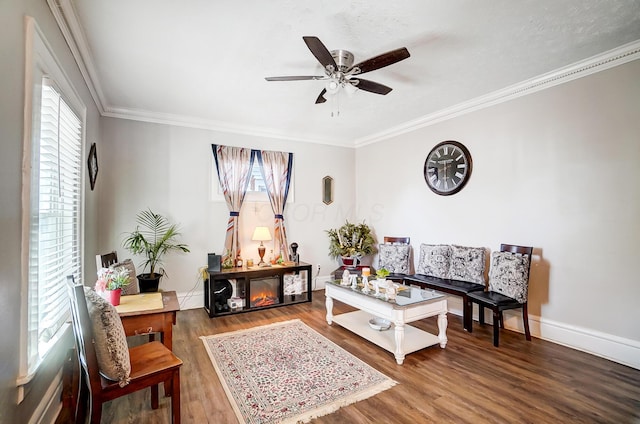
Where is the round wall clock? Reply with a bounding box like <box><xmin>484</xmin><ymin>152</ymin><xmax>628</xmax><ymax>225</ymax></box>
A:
<box><xmin>423</xmin><ymin>140</ymin><xmax>472</xmax><ymax>196</ymax></box>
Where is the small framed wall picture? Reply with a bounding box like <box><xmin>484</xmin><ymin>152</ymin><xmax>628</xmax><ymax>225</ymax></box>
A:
<box><xmin>322</xmin><ymin>176</ymin><xmax>333</xmax><ymax>205</ymax></box>
<box><xmin>88</xmin><ymin>142</ymin><xmax>98</xmax><ymax>191</ymax></box>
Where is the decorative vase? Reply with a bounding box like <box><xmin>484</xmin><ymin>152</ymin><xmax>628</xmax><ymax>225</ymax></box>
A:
<box><xmin>341</xmin><ymin>256</ymin><xmax>360</xmax><ymax>267</ymax></box>
<box><xmin>107</xmin><ymin>288</ymin><xmax>122</xmax><ymax>306</ymax></box>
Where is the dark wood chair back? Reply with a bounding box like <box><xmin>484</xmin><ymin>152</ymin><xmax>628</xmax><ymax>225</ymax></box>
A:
<box><xmin>96</xmin><ymin>251</ymin><xmax>118</xmax><ymax>271</ymax></box>
<box><xmin>383</xmin><ymin>236</ymin><xmax>410</xmax><ymax>244</ymax></box>
<box><xmin>66</xmin><ymin>276</ymin><xmax>183</xmax><ymax>423</ymax></box>
<box><xmin>67</xmin><ymin>276</ymin><xmax>102</xmax><ymax>418</ymax></box>
<box><xmin>500</xmin><ymin>243</ymin><xmax>533</xmax><ymax>256</ymax></box>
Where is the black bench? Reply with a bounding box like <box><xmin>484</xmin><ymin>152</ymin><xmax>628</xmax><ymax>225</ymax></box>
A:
<box><xmin>403</xmin><ymin>274</ymin><xmax>485</xmax><ymax>331</ymax></box>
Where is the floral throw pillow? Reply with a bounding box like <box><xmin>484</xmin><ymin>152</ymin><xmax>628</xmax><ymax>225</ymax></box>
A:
<box><xmin>488</xmin><ymin>251</ymin><xmax>531</xmax><ymax>303</ymax></box>
<box><xmin>448</xmin><ymin>245</ymin><xmax>486</xmax><ymax>284</ymax></box>
<box><xmin>84</xmin><ymin>287</ymin><xmax>131</xmax><ymax>387</ymax></box>
<box><xmin>417</xmin><ymin>244</ymin><xmax>452</xmax><ymax>279</ymax></box>
<box><xmin>110</xmin><ymin>259</ymin><xmax>140</xmax><ymax>295</ymax></box>
<box><xmin>378</xmin><ymin>244</ymin><xmax>411</xmax><ymax>274</ymax></box>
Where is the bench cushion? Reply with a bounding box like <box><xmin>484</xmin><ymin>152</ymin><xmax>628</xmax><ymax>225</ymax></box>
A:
<box><xmin>378</xmin><ymin>244</ymin><xmax>411</xmax><ymax>274</ymax></box>
<box><xmin>417</xmin><ymin>244</ymin><xmax>451</xmax><ymax>278</ymax></box>
<box><xmin>488</xmin><ymin>251</ymin><xmax>530</xmax><ymax>303</ymax></box>
<box><xmin>405</xmin><ymin>274</ymin><xmax>484</xmax><ymax>294</ymax></box>
<box><xmin>448</xmin><ymin>245</ymin><xmax>486</xmax><ymax>285</ymax></box>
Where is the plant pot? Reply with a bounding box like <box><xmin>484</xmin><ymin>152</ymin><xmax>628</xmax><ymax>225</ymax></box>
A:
<box><xmin>138</xmin><ymin>273</ymin><xmax>162</xmax><ymax>293</ymax></box>
<box><xmin>107</xmin><ymin>288</ymin><xmax>122</xmax><ymax>306</ymax></box>
<box><xmin>340</xmin><ymin>256</ymin><xmax>360</xmax><ymax>267</ymax></box>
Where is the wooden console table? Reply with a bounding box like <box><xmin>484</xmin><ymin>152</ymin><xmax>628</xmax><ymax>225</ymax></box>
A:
<box><xmin>205</xmin><ymin>262</ymin><xmax>312</xmax><ymax>317</ymax></box>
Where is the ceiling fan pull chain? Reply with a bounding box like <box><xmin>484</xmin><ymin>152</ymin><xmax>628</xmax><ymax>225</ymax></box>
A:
<box><xmin>331</xmin><ymin>90</ymin><xmax>341</xmax><ymax>117</ymax></box>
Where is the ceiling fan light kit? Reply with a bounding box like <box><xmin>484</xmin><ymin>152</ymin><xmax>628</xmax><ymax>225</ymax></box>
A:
<box><xmin>326</xmin><ymin>79</ymin><xmax>340</xmax><ymax>94</ymax></box>
<box><xmin>265</xmin><ymin>36</ymin><xmax>410</xmax><ymax>113</ymax></box>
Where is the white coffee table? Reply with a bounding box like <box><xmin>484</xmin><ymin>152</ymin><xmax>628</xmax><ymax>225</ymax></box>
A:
<box><xmin>325</xmin><ymin>280</ymin><xmax>448</xmax><ymax>365</ymax></box>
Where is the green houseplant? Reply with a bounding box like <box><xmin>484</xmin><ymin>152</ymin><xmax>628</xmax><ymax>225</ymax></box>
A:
<box><xmin>326</xmin><ymin>220</ymin><xmax>377</xmax><ymax>266</ymax></box>
<box><xmin>123</xmin><ymin>209</ymin><xmax>190</xmax><ymax>292</ymax></box>
<box><xmin>375</xmin><ymin>268</ymin><xmax>390</xmax><ymax>280</ymax></box>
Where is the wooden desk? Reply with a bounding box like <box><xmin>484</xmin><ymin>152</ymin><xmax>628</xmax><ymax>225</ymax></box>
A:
<box><xmin>117</xmin><ymin>291</ymin><xmax>179</xmax><ymax>351</ymax></box>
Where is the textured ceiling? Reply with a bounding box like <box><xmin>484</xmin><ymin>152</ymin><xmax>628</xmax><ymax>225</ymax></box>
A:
<box><xmin>69</xmin><ymin>0</ymin><xmax>640</xmax><ymax>145</ymax></box>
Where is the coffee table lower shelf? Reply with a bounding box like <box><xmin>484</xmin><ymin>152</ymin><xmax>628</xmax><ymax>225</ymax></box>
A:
<box><xmin>332</xmin><ymin>310</ymin><xmax>441</xmax><ymax>358</ymax></box>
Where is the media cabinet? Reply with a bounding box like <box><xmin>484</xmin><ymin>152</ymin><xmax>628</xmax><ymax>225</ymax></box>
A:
<box><xmin>204</xmin><ymin>262</ymin><xmax>312</xmax><ymax>317</ymax></box>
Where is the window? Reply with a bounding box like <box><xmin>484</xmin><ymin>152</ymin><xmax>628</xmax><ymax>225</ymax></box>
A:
<box><xmin>27</xmin><ymin>80</ymin><xmax>82</xmax><ymax>363</ymax></box>
<box><xmin>210</xmin><ymin>150</ymin><xmax>295</xmax><ymax>202</ymax></box>
<box><xmin>247</xmin><ymin>160</ymin><xmax>268</xmax><ymax>193</ymax></box>
<box><xmin>19</xmin><ymin>17</ymin><xmax>85</xmax><ymax>388</ymax></box>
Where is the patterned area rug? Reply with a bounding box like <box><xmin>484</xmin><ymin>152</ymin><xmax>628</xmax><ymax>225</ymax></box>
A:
<box><xmin>200</xmin><ymin>319</ymin><xmax>397</xmax><ymax>423</ymax></box>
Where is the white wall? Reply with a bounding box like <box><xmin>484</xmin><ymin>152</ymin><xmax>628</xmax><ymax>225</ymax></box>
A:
<box><xmin>356</xmin><ymin>59</ymin><xmax>640</xmax><ymax>366</ymax></box>
<box><xmin>97</xmin><ymin>60</ymin><xmax>640</xmax><ymax>369</ymax></box>
<box><xmin>97</xmin><ymin>119</ymin><xmax>356</xmax><ymax>293</ymax></box>
<box><xmin>0</xmin><ymin>0</ymin><xmax>101</xmax><ymax>422</ymax></box>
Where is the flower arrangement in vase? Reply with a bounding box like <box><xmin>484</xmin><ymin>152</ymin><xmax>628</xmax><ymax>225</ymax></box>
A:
<box><xmin>95</xmin><ymin>267</ymin><xmax>130</xmax><ymax>306</ymax></box>
<box><xmin>326</xmin><ymin>220</ymin><xmax>377</xmax><ymax>266</ymax></box>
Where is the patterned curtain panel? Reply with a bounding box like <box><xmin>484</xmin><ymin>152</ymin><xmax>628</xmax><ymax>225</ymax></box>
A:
<box><xmin>212</xmin><ymin>145</ymin><xmax>255</xmax><ymax>260</ymax></box>
<box><xmin>257</xmin><ymin>150</ymin><xmax>293</xmax><ymax>260</ymax></box>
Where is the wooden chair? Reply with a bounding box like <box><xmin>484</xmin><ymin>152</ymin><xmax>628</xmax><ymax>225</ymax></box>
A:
<box><xmin>67</xmin><ymin>276</ymin><xmax>182</xmax><ymax>423</ymax></box>
<box><xmin>467</xmin><ymin>244</ymin><xmax>533</xmax><ymax>347</ymax></box>
<box><xmin>96</xmin><ymin>251</ymin><xmax>118</xmax><ymax>271</ymax></box>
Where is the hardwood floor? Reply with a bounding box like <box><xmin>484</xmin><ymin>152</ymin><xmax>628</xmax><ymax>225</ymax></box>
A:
<box><xmin>61</xmin><ymin>292</ymin><xmax>640</xmax><ymax>423</ymax></box>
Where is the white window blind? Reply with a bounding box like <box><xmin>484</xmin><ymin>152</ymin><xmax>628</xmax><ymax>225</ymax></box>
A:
<box><xmin>26</xmin><ymin>79</ymin><xmax>82</xmax><ymax>372</ymax></box>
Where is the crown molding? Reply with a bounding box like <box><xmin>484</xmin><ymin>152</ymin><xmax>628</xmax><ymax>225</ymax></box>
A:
<box><xmin>50</xmin><ymin>3</ymin><xmax>639</xmax><ymax>148</ymax></box>
<box><xmin>48</xmin><ymin>0</ymin><xmax>107</xmax><ymax>114</ymax></box>
<box><xmin>354</xmin><ymin>39</ymin><xmax>640</xmax><ymax>147</ymax></box>
<box><xmin>102</xmin><ymin>107</ymin><xmax>351</xmax><ymax>147</ymax></box>
<box><xmin>48</xmin><ymin>0</ymin><xmax>350</xmax><ymax>147</ymax></box>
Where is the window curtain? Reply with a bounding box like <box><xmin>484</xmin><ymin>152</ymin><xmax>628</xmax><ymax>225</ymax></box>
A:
<box><xmin>257</xmin><ymin>150</ymin><xmax>293</xmax><ymax>260</ymax></box>
<box><xmin>212</xmin><ymin>145</ymin><xmax>255</xmax><ymax>261</ymax></box>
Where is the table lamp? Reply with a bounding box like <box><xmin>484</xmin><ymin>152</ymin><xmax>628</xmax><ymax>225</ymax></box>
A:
<box><xmin>252</xmin><ymin>226</ymin><xmax>272</xmax><ymax>265</ymax></box>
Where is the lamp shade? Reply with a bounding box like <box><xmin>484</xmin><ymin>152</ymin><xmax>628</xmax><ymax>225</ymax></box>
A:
<box><xmin>252</xmin><ymin>226</ymin><xmax>272</xmax><ymax>242</ymax></box>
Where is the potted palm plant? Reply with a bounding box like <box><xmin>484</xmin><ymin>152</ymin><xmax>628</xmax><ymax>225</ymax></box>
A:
<box><xmin>326</xmin><ymin>220</ymin><xmax>377</xmax><ymax>266</ymax></box>
<box><xmin>123</xmin><ymin>209</ymin><xmax>190</xmax><ymax>292</ymax></box>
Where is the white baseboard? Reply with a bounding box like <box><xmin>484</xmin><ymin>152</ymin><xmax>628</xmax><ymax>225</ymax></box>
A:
<box><xmin>176</xmin><ymin>285</ymin><xmax>640</xmax><ymax>370</ymax></box>
<box><xmin>311</xmin><ymin>274</ymin><xmax>329</xmax><ymax>291</ymax></box>
<box><xmin>501</xmin><ymin>310</ymin><xmax>640</xmax><ymax>370</ymax></box>
<box><xmin>177</xmin><ymin>289</ymin><xmax>205</xmax><ymax>310</ymax></box>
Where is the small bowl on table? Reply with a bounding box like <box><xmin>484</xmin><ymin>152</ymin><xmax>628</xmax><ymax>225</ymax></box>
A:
<box><xmin>368</xmin><ymin>317</ymin><xmax>391</xmax><ymax>331</ymax></box>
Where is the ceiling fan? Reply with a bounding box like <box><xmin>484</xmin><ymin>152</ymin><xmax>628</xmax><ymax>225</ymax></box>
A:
<box><xmin>265</xmin><ymin>36</ymin><xmax>410</xmax><ymax>104</ymax></box>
